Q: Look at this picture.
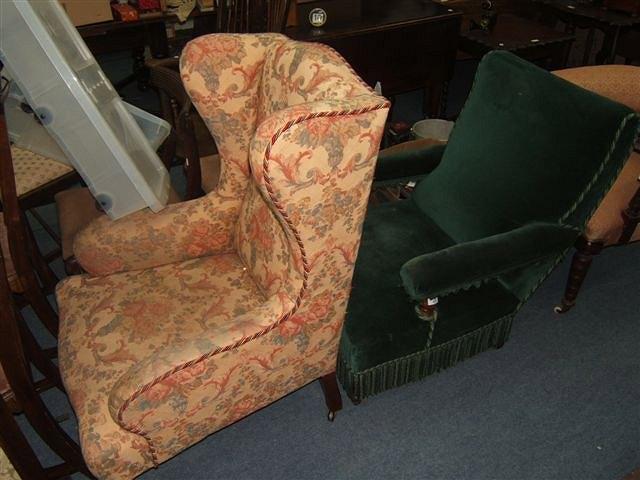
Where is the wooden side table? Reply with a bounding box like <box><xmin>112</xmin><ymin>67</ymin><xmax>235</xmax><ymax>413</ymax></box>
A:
<box><xmin>286</xmin><ymin>0</ymin><xmax>462</xmax><ymax>118</ymax></box>
<box><xmin>77</xmin><ymin>8</ymin><xmax>216</xmax><ymax>91</ymax></box>
<box><xmin>537</xmin><ymin>0</ymin><xmax>638</xmax><ymax>65</ymax></box>
<box><xmin>459</xmin><ymin>14</ymin><xmax>575</xmax><ymax>69</ymax></box>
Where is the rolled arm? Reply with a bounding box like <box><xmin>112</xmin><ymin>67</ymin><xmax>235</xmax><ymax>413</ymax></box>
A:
<box><xmin>400</xmin><ymin>222</ymin><xmax>580</xmax><ymax>301</ymax></box>
<box><xmin>374</xmin><ymin>140</ymin><xmax>446</xmax><ymax>185</ymax></box>
<box><xmin>74</xmin><ymin>193</ymin><xmax>241</xmax><ymax>277</ymax></box>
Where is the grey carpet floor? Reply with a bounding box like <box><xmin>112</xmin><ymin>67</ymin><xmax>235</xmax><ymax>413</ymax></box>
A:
<box><xmin>19</xmin><ymin>203</ymin><xmax>640</xmax><ymax>480</ymax></box>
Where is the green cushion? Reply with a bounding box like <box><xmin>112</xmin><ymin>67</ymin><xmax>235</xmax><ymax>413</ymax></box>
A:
<box><xmin>413</xmin><ymin>51</ymin><xmax>640</xmax><ymax>243</ymax></box>
<box><xmin>373</xmin><ymin>143</ymin><xmax>446</xmax><ymax>185</ymax></box>
<box><xmin>342</xmin><ymin>199</ymin><xmax>520</xmax><ymax>373</ymax></box>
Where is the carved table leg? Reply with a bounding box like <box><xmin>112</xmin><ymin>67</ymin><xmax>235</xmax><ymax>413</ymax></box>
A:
<box><xmin>319</xmin><ymin>371</ymin><xmax>342</xmax><ymax>422</ymax></box>
<box><xmin>555</xmin><ymin>237</ymin><xmax>603</xmax><ymax>313</ymax></box>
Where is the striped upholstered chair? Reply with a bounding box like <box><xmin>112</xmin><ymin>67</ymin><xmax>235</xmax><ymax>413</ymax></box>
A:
<box><xmin>56</xmin><ymin>34</ymin><xmax>389</xmax><ymax>479</ymax></box>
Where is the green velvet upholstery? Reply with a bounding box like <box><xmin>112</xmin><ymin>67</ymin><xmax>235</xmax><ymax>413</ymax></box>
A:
<box><xmin>338</xmin><ymin>51</ymin><xmax>640</xmax><ymax>402</ymax></box>
<box><xmin>400</xmin><ymin>222</ymin><xmax>580</xmax><ymax>301</ymax></box>
<box><xmin>374</xmin><ymin>143</ymin><xmax>446</xmax><ymax>185</ymax></box>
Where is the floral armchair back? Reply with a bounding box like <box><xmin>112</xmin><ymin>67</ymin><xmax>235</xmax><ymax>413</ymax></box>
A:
<box><xmin>182</xmin><ymin>33</ymin><xmax>389</xmax><ymax>310</ymax></box>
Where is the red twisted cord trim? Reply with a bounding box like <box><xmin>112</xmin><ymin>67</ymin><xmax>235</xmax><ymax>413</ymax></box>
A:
<box><xmin>115</xmin><ymin>101</ymin><xmax>390</xmax><ymax>467</ymax></box>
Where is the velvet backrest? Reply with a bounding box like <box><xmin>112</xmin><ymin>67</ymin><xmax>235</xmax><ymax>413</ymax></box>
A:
<box><xmin>413</xmin><ymin>51</ymin><xmax>640</xmax><ymax>243</ymax></box>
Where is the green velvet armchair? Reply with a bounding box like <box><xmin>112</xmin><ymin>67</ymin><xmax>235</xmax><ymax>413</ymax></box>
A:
<box><xmin>338</xmin><ymin>51</ymin><xmax>640</xmax><ymax>402</ymax></box>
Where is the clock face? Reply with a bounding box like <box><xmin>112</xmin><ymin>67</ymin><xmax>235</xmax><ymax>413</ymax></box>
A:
<box><xmin>309</xmin><ymin>7</ymin><xmax>327</xmax><ymax>27</ymax></box>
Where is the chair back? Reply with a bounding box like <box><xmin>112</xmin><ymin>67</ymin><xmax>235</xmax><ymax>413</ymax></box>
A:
<box><xmin>413</xmin><ymin>51</ymin><xmax>640</xmax><ymax>243</ymax></box>
<box><xmin>182</xmin><ymin>32</ymin><xmax>389</xmax><ymax>338</ymax></box>
<box><xmin>554</xmin><ymin>65</ymin><xmax>640</xmax><ymax>113</ymax></box>
<box><xmin>216</xmin><ymin>0</ymin><xmax>291</xmax><ymax>33</ymax></box>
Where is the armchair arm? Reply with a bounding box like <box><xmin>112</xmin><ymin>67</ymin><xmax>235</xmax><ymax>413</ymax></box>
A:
<box><xmin>74</xmin><ymin>193</ymin><xmax>240</xmax><ymax>277</ymax></box>
<box><xmin>400</xmin><ymin>222</ymin><xmax>580</xmax><ymax>301</ymax></box>
<box><xmin>108</xmin><ymin>291</ymin><xmax>295</xmax><ymax>432</ymax></box>
<box><xmin>374</xmin><ymin>140</ymin><xmax>446</xmax><ymax>185</ymax></box>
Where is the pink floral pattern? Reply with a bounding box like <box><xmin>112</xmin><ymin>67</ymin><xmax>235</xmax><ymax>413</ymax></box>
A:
<box><xmin>58</xmin><ymin>33</ymin><xmax>389</xmax><ymax>480</ymax></box>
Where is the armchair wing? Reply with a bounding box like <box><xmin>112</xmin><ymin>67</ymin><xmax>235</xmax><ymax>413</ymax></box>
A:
<box><xmin>400</xmin><ymin>222</ymin><xmax>580</xmax><ymax>301</ymax></box>
<box><xmin>74</xmin><ymin>34</ymin><xmax>284</xmax><ymax>277</ymax></box>
<box><xmin>73</xmin><ymin>196</ymin><xmax>239</xmax><ymax>276</ymax></box>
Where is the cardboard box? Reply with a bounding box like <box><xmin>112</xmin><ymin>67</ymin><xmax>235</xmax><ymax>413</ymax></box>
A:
<box><xmin>58</xmin><ymin>0</ymin><xmax>113</xmax><ymax>26</ymax></box>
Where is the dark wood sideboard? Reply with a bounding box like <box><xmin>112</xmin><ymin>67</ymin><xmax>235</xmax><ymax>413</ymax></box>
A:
<box><xmin>286</xmin><ymin>0</ymin><xmax>463</xmax><ymax>118</ymax></box>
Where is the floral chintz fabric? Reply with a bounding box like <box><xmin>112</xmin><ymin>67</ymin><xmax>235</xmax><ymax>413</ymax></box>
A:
<box><xmin>57</xmin><ymin>33</ymin><xmax>389</xmax><ymax>479</ymax></box>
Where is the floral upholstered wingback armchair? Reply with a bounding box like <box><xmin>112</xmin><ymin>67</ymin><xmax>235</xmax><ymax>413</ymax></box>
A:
<box><xmin>56</xmin><ymin>33</ymin><xmax>389</xmax><ymax>479</ymax></box>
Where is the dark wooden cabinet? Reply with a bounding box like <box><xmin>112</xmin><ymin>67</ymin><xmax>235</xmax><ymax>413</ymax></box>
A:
<box><xmin>286</xmin><ymin>0</ymin><xmax>462</xmax><ymax>118</ymax></box>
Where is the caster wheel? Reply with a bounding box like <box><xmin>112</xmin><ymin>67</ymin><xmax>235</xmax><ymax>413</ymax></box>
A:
<box><xmin>554</xmin><ymin>302</ymin><xmax>573</xmax><ymax>314</ymax></box>
<box><xmin>327</xmin><ymin>411</ymin><xmax>336</xmax><ymax>422</ymax></box>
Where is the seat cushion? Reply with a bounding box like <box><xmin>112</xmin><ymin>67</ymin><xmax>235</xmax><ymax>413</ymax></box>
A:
<box><xmin>0</xmin><ymin>447</ymin><xmax>20</xmax><ymax>480</ymax></box>
<box><xmin>57</xmin><ymin>253</ymin><xmax>266</xmax><ymax>479</ymax></box>
<box><xmin>10</xmin><ymin>146</ymin><xmax>74</xmax><ymax>197</ymax></box>
<box><xmin>341</xmin><ymin>199</ymin><xmax>520</xmax><ymax>373</ymax></box>
<box><xmin>585</xmin><ymin>151</ymin><xmax>640</xmax><ymax>245</ymax></box>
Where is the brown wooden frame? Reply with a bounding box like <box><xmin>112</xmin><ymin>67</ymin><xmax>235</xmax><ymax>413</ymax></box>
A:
<box><xmin>0</xmin><ymin>73</ymin><xmax>92</xmax><ymax>479</ymax></box>
<box><xmin>0</xmin><ymin>248</ymin><xmax>92</xmax><ymax>478</ymax></box>
<box><xmin>0</xmin><ymin>80</ymin><xmax>60</xmax><ymax>337</ymax></box>
<box><xmin>149</xmin><ymin>58</ymin><xmax>211</xmax><ymax>200</ymax></box>
<box><xmin>0</xmin><ymin>209</ymin><xmax>91</xmax><ymax>477</ymax></box>
<box><xmin>555</xmin><ymin>173</ymin><xmax>640</xmax><ymax>313</ymax></box>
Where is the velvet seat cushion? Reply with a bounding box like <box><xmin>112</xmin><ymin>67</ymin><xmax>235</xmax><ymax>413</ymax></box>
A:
<box><xmin>57</xmin><ymin>253</ymin><xmax>266</xmax><ymax>476</ymax></box>
<box><xmin>585</xmin><ymin>151</ymin><xmax>640</xmax><ymax>245</ymax></box>
<box><xmin>341</xmin><ymin>199</ymin><xmax>520</xmax><ymax>373</ymax></box>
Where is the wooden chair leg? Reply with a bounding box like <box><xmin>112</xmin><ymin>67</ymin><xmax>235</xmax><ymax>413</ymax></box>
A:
<box><xmin>555</xmin><ymin>237</ymin><xmax>603</xmax><ymax>314</ymax></box>
<box><xmin>618</xmin><ymin>184</ymin><xmax>640</xmax><ymax>244</ymax></box>
<box><xmin>319</xmin><ymin>371</ymin><xmax>343</xmax><ymax>422</ymax></box>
